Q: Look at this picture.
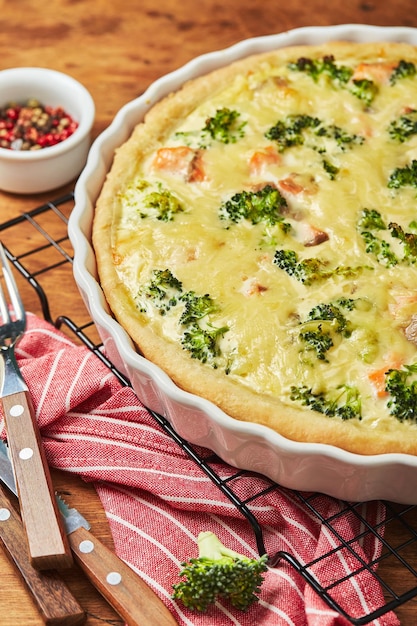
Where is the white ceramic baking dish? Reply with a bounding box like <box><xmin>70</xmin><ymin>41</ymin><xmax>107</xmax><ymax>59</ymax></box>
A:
<box><xmin>69</xmin><ymin>24</ymin><xmax>417</xmax><ymax>504</ymax></box>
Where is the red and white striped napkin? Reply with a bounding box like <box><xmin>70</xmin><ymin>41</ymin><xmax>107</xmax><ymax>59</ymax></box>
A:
<box><xmin>0</xmin><ymin>313</ymin><xmax>400</xmax><ymax>626</ymax></box>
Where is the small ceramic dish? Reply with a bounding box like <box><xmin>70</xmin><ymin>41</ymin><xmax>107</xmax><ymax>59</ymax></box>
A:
<box><xmin>0</xmin><ymin>67</ymin><xmax>95</xmax><ymax>194</ymax></box>
<box><xmin>70</xmin><ymin>24</ymin><xmax>417</xmax><ymax>504</ymax></box>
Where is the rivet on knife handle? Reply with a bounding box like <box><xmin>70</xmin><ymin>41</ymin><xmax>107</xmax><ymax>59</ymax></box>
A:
<box><xmin>58</xmin><ymin>499</ymin><xmax>178</xmax><ymax>626</ymax></box>
<box><xmin>0</xmin><ymin>483</ymin><xmax>85</xmax><ymax>625</ymax></box>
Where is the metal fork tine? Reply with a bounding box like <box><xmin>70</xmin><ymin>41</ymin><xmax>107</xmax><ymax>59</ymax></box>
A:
<box><xmin>0</xmin><ymin>241</ymin><xmax>73</xmax><ymax>570</ymax></box>
<box><xmin>0</xmin><ymin>244</ymin><xmax>25</xmax><ymax>323</ymax></box>
<box><xmin>0</xmin><ymin>282</ymin><xmax>10</xmax><ymax>326</ymax></box>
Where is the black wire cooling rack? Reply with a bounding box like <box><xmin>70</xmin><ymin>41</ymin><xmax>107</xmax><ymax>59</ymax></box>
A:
<box><xmin>2</xmin><ymin>193</ymin><xmax>417</xmax><ymax>625</ymax></box>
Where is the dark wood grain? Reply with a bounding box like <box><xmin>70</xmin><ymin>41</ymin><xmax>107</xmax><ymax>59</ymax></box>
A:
<box><xmin>1</xmin><ymin>1</ymin><xmax>417</xmax><ymax>623</ymax></box>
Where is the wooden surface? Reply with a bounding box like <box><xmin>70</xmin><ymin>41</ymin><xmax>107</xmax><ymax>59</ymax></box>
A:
<box><xmin>1</xmin><ymin>1</ymin><xmax>417</xmax><ymax>623</ymax></box>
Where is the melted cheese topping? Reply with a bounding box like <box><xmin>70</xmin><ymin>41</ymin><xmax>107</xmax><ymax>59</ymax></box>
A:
<box><xmin>107</xmin><ymin>46</ymin><xmax>417</xmax><ymax>439</ymax></box>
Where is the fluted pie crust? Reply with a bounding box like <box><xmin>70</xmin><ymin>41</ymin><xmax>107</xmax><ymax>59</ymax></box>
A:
<box><xmin>93</xmin><ymin>41</ymin><xmax>417</xmax><ymax>455</ymax></box>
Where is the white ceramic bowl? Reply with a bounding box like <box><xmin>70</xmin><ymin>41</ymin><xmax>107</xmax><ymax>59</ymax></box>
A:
<box><xmin>70</xmin><ymin>24</ymin><xmax>417</xmax><ymax>504</ymax></box>
<box><xmin>0</xmin><ymin>67</ymin><xmax>95</xmax><ymax>194</ymax></box>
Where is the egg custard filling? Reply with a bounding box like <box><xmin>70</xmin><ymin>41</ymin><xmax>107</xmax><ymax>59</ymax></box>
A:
<box><xmin>93</xmin><ymin>41</ymin><xmax>417</xmax><ymax>455</ymax></box>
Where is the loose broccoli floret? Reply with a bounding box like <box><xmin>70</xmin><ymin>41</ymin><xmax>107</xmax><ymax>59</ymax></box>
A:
<box><xmin>202</xmin><ymin>107</ymin><xmax>246</xmax><ymax>144</ymax></box>
<box><xmin>138</xmin><ymin>269</ymin><xmax>183</xmax><ymax>314</ymax></box>
<box><xmin>172</xmin><ymin>531</ymin><xmax>268</xmax><ymax>612</ymax></box>
<box><xmin>219</xmin><ymin>184</ymin><xmax>290</xmax><ymax>229</ymax></box>
<box><xmin>288</xmin><ymin>55</ymin><xmax>352</xmax><ymax>85</ymax></box>
<box><xmin>390</xmin><ymin>60</ymin><xmax>417</xmax><ymax>85</ymax></box>
<box><xmin>290</xmin><ymin>384</ymin><xmax>362</xmax><ymax>420</ymax></box>
<box><xmin>388</xmin><ymin>159</ymin><xmax>417</xmax><ymax>190</ymax></box>
<box><xmin>388</xmin><ymin>110</ymin><xmax>417</xmax><ymax>142</ymax></box>
<box><xmin>385</xmin><ymin>363</ymin><xmax>417</xmax><ymax>422</ymax></box>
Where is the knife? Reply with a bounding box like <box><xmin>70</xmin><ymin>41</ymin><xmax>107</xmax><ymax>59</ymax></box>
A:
<box><xmin>0</xmin><ymin>442</ymin><xmax>178</xmax><ymax>626</ymax></box>
<box><xmin>0</xmin><ymin>449</ymin><xmax>85</xmax><ymax>624</ymax></box>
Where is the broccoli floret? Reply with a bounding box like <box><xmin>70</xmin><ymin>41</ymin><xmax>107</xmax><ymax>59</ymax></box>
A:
<box><xmin>358</xmin><ymin>209</ymin><xmax>417</xmax><ymax>265</ymax></box>
<box><xmin>178</xmin><ymin>292</ymin><xmax>228</xmax><ymax>365</ymax></box>
<box><xmin>138</xmin><ymin>269</ymin><xmax>183</xmax><ymax>314</ymax></box>
<box><xmin>219</xmin><ymin>184</ymin><xmax>289</xmax><ymax>229</ymax></box>
<box><xmin>172</xmin><ymin>531</ymin><xmax>268</xmax><ymax>612</ymax></box>
<box><xmin>390</xmin><ymin>60</ymin><xmax>417</xmax><ymax>85</ymax></box>
<box><xmin>181</xmin><ymin>323</ymin><xmax>228</xmax><ymax>365</ymax></box>
<box><xmin>142</xmin><ymin>188</ymin><xmax>184</xmax><ymax>221</ymax></box>
<box><xmin>360</xmin><ymin>231</ymin><xmax>398</xmax><ymax>267</ymax></box>
<box><xmin>298</xmin><ymin>300</ymin><xmax>355</xmax><ymax>362</ymax></box>
<box><xmin>288</xmin><ymin>55</ymin><xmax>379</xmax><ymax>105</ymax></box>
<box><xmin>273</xmin><ymin>249</ymin><xmax>362</xmax><ymax>284</ymax></box>
<box><xmin>389</xmin><ymin>222</ymin><xmax>417</xmax><ymax>260</ymax></box>
<box><xmin>388</xmin><ymin>110</ymin><xmax>417</xmax><ymax>142</ymax></box>
<box><xmin>265</xmin><ymin>115</ymin><xmax>364</xmax><ymax>154</ymax></box>
<box><xmin>288</xmin><ymin>55</ymin><xmax>352</xmax><ymax>85</ymax></box>
<box><xmin>349</xmin><ymin>79</ymin><xmax>378</xmax><ymax>106</ymax></box>
<box><xmin>358</xmin><ymin>208</ymin><xmax>387</xmax><ymax>231</ymax></box>
<box><xmin>290</xmin><ymin>384</ymin><xmax>362</xmax><ymax>420</ymax></box>
<box><xmin>314</xmin><ymin>123</ymin><xmax>365</xmax><ymax>151</ymax></box>
<box><xmin>265</xmin><ymin>114</ymin><xmax>321</xmax><ymax>151</ymax></box>
<box><xmin>179</xmin><ymin>291</ymin><xmax>218</xmax><ymax>325</ymax></box>
<box><xmin>322</xmin><ymin>158</ymin><xmax>339</xmax><ymax>180</ymax></box>
<box><xmin>299</xmin><ymin>325</ymin><xmax>334</xmax><ymax>361</ymax></box>
<box><xmin>385</xmin><ymin>363</ymin><xmax>417</xmax><ymax>422</ymax></box>
<box><xmin>202</xmin><ymin>107</ymin><xmax>246</xmax><ymax>144</ymax></box>
<box><xmin>306</xmin><ymin>302</ymin><xmax>353</xmax><ymax>337</ymax></box>
<box><xmin>273</xmin><ymin>249</ymin><xmax>326</xmax><ymax>284</ymax></box>
<box><xmin>388</xmin><ymin>159</ymin><xmax>417</xmax><ymax>190</ymax></box>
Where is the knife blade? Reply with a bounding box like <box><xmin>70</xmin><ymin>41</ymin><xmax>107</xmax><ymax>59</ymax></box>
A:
<box><xmin>0</xmin><ymin>441</ymin><xmax>178</xmax><ymax>626</ymax></box>
<box><xmin>0</xmin><ymin>445</ymin><xmax>85</xmax><ymax>625</ymax></box>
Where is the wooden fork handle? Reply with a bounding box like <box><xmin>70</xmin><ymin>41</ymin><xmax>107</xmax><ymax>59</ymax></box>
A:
<box><xmin>2</xmin><ymin>390</ymin><xmax>73</xmax><ymax>570</ymax></box>
<box><xmin>0</xmin><ymin>483</ymin><xmax>85</xmax><ymax>625</ymax></box>
<box><xmin>68</xmin><ymin>525</ymin><xmax>178</xmax><ymax>626</ymax></box>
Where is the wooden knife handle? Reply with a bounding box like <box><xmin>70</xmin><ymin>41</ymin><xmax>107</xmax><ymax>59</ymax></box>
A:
<box><xmin>67</xmin><ymin>525</ymin><xmax>178</xmax><ymax>626</ymax></box>
<box><xmin>2</xmin><ymin>390</ymin><xmax>73</xmax><ymax>570</ymax></box>
<box><xmin>0</xmin><ymin>484</ymin><xmax>85</xmax><ymax>625</ymax></box>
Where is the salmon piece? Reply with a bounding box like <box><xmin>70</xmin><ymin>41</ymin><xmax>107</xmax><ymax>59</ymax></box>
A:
<box><xmin>352</xmin><ymin>61</ymin><xmax>397</xmax><ymax>84</ymax></box>
<box><xmin>188</xmin><ymin>150</ymin><xmax>206</xmax><ymax>182</ymax></box>
<box><xmin>278</xmin><ymin>174</ymin><xmax>319</xmax><ymax>196</ymax></box>
<box><xmin>152</xmin><ymin>146</ymin><xmax>206</xmax><ymax>182</ymax></box>
<box><xmin>249</xmin><ymin>146</ymin><xmax>281</xmax><ymax>175</ymax></box>
<box><xmin>300</xmin><ymin>223</ymin><xmax>329</xmax><ymax>247</ymax></box>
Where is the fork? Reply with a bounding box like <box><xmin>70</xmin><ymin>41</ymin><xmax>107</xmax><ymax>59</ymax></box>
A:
<box><xmin>0</xmin><ymin>243</ymin><xmax>73</xmax><ymax>570</ymax></box>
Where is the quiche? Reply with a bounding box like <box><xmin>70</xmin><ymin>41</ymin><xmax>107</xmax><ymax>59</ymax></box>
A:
<box><xmin>93</xmin><ymin>41</ymin><xmax>417</xmax><ymax>456</ymax></box>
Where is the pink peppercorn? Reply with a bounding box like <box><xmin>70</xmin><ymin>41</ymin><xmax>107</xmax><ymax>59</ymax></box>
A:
<box><xmin>0</xmin><ymin>99</ymin><xmax>79</xmax><ymax>150</ymax></box>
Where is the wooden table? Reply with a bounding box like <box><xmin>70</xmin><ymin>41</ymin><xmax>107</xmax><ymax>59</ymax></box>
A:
<box><xmin>1</xmin><ymin>1</ymin><xmax>417</xmax><ymax>623</ymax></box>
